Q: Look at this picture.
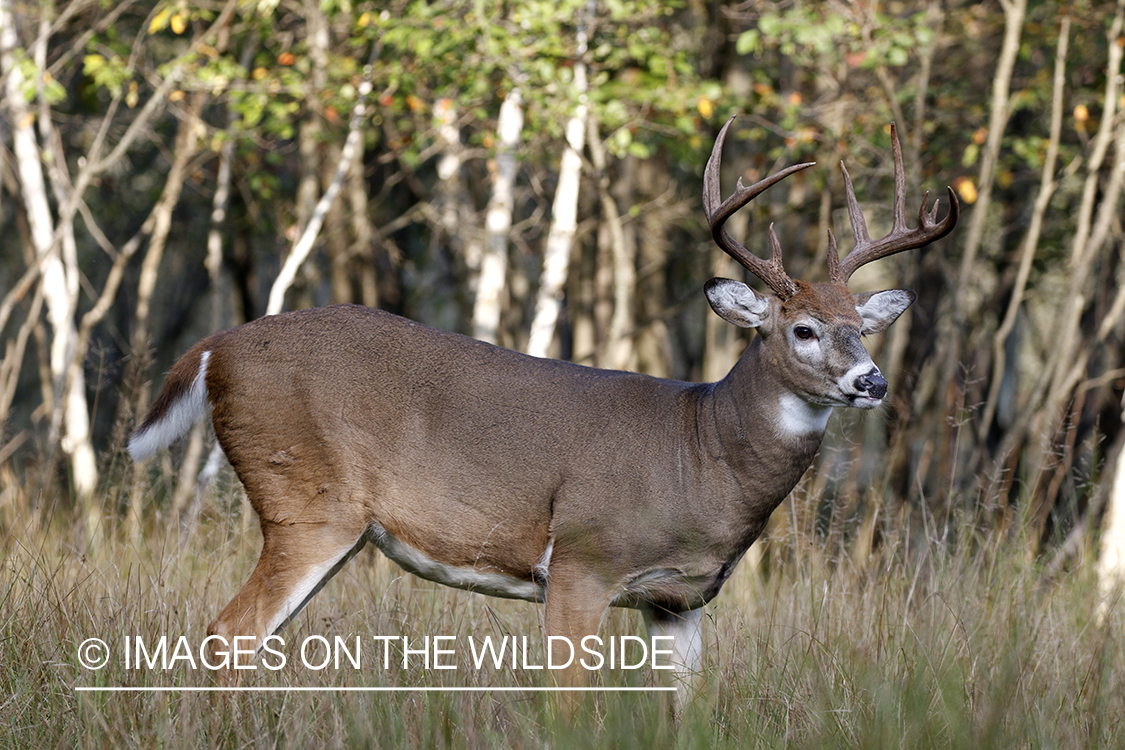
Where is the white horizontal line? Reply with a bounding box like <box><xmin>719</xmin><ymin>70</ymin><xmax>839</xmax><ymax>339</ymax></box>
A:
<box><xmin>75</xmin><ymin>686</ymin><xmax>676</xmax><ymax>693</ymax></box>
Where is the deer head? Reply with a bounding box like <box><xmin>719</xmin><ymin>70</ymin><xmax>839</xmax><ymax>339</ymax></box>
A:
<box><xmin>703</xmin><ymin>116</ymin><xmax>958</xmax><ymax>419</ymax></box>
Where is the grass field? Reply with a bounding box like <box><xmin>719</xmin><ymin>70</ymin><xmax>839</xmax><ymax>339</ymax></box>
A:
<box><xmin>2</xmin><ymin>474</ymin><xmax>1124</xmax><ymax>749</ymax></box>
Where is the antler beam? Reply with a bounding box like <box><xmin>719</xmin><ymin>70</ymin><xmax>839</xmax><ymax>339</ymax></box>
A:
<box><xmin>704</xmin><ymin>116</ymin><xmax>814</xmax><ymax>300</ymax></box>
<box><xmin>830</xmin><ymin>123</ymin><xmax>960</xmax><ymax>285</ymax></box>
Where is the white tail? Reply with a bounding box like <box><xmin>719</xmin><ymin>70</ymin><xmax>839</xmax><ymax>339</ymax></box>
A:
<box><xmin>131</xmin><ymin>118</ymin><xmax>956</xmax><ymax>703</ymax></box>
<box><xmin>128</xmin><ymin>350</ymin><xmax>211</xmax><ymax>461</ymax></box>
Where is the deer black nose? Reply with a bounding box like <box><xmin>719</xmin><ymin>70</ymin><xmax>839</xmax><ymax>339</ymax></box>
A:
<box><xmin>855</xmin><ymin>369</ymin><xmax>887</xmax><ymax>399</ymax></box>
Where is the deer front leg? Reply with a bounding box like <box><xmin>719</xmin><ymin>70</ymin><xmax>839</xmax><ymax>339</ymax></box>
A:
<box><xmin>644</xmin><ymin>605</ymin><xmax>703</xmax><ymax>711</ymax></box>
<box><xmin>543</xmin><ymin>562</ymin><xmax>613</xmax><ymax>718</ymax></box>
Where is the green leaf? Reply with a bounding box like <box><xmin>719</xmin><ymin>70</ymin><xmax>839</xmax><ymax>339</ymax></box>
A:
<box><xmin>627</xmin><ymin>140</ymin><xmax>651</xmax><ymax>159</ymax></box>
<box><xmin>961</xmin><ymin>142</ymin><xmax>979</xmax><ymax>168</ymax></box>
<box><xmin>736</xmin><ymin>30</ymin><xmax>760</xmax><ymax>56</ymax></box>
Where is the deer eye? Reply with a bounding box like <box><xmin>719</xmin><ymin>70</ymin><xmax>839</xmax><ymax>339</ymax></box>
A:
<box><xmin>793</xmin><ymin>325</ymin><xmax>815</xmax><ymax>341</ymax></box>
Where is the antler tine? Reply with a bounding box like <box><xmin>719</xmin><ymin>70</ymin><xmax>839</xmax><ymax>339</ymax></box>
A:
<box><xmin>890</xmin><ymin>122</ymin><xmax>908</xmax><ymax>233</ymax></box>
<box><xmin>826</xmin><ymin>226</ymin><xmax>840</xmax><ymax>281</ymax></box>
<box><xmin>704</xmin><ymin>115</ymin><xmax>815</xmax><ymax>300</ymax></box>
<box><xmin>832</xmin><ymin>123</ymin><xmax>960</xmax><ymax>285</ymax></box>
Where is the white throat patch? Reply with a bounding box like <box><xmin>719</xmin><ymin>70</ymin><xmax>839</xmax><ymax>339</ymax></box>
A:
<box><xmin>777</xmin><ymin>393</ymin><xmax>832</xmax><ymax>436</ymax></box>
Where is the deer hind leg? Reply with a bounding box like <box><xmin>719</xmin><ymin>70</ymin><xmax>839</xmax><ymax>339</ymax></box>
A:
<box><xmin>207</xmin><ymin>517</ymin><xmax>369</xmax><ymax>664</ymax></box>
<box><xmin>644</xmin><ymin>605</ymin><xmax>703</xmax><ymax>711</ymax></box>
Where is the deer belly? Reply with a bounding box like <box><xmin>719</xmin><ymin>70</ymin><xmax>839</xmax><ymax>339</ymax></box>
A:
<box><xmin>367</xmin><ymin>522</ymin><xmax>545</xmax><ymax>603</ymax></box>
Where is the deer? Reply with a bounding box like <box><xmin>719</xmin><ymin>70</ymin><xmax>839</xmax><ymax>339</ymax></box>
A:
<box><xmin>128</xmin><ymin>116</ymin><xmax>957</xmax><ymax>700</ymax></box>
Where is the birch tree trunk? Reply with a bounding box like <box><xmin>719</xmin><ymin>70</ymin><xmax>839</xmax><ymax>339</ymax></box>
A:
<box><xmin>1098</xmin><ymin>404</ymin><xmax>1125</xmax><ymax>619</ymax></box>
<box><xmin>473</xmin><ymin>88</ymin><xmax>523</xmax><ymax>344</ymax></box>
<box><xmin>587</xmin><ymin>120</ymin><xmax>635</xmax><ymax>371</ymax></box>
<box><xmin>124</xmin><ymin>94</ymin><xmax>207</xmax><ymax>538</ymax></box>
<box><xmin>1024</xmin><ymin>2</ymin><xmax>1125</xmax><ymax>537</ymax></box>
<box><xmin>296</xmin><ymin>0</ymin><xmax>328</xmax><ymax>233</ymax></box>
<box><xmin>954</xmin><ymin>0</ymin><xmax>1025</xmax><ymax>290</ymax></box>
<box><xmin>0</xmin><ymin>0</ymin><xmax>97</xmax><ymax>501</ymax></box>
<box><xmin>432</xmin><ymin>96</ymin><xmax>484</xmax><ymax>326</ymax></box>
<box><xmin>267</xmin><ymin>79</ymin><xmax>373</xmax><ymax>316</ymax></box>
<box><xmin>527</xmin><ymin>17</ymin><xmax>589</xmax><ymax>358</ymax></box>
<box><xmin>977</xmin><ymin>16</ymin><xmax>1070</xmax><ymax>441</ymax></box>
<box><xmin>175</xmin><ymin>131</ymin><xmax>236</xmax><ymax>530</ymax></box>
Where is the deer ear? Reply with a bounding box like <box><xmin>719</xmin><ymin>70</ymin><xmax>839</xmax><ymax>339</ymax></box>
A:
<box><xmin>854</xmin><ymin>289</ymin><xmax>916</xmax><ymax>334</ymax></box>
<box><xmin>705</xmin><ymin>278</ymin><xmax>770</xmax><ymax>328</ymax></box>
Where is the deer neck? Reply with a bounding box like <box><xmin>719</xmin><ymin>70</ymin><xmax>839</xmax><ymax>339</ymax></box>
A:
<box><xmin>704</xmin><ymin>337</ymin><xmax>830</xmax><ymax>506</ymax></box>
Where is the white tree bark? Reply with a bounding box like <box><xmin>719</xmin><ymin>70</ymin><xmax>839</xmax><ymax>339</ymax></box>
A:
<box><xmin>527</xmin><ymin>24</ymin><xmax>589</xmax><ymax>358</ymax></box>
<box><xmin>267</xmin><ymin>79</ymin><xmax>372</xmax><ymax>316</ymax></box>
<box><xmin>0</xmin><ymin>0</ymin><xmax>97</xmax><ymax>498</ymax></box>
<box><xmin>473</xmin><ymin>88</ymin><xmax>524</xmax><ymax>344</ymax></box>
<box><xmin>955</xmin><ymin>0</ymin><xmax>1025</xmax><ymax>287</ymax></box>
<box><xmin>1098</xmin><ymin>403</ymin><xmax>1125</xmax><ymax>618</ymax></box>
<box><xmin>585</xmin><ymin>113</ymin><xmax>634</xmax><ymax>370</ymax></box>
<box><xmin>1026</xmin><ymin>1</ymin><xmax>1125</xmax><ymax>490</ymax></box>
<box><xmin>433</xmin><ymin>96</ymin><xmax>484</xmax><ymax>285</ymax></box>
<box><xmin>977</xmin><ymin>16</ymin><xmax>1070</xmax><ymax>440</ymax></box>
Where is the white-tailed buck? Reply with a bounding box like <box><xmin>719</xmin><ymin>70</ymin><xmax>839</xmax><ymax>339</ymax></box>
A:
<box><xmin>129</xmin><ymin>117</ymin><xmax>957</xmax><ymax>695</ymax></box>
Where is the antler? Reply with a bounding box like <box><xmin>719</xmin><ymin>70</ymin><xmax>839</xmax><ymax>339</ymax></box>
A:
<box><xmin>830</xmin><ymin>123</ymin><xmax>960</xmax><ymax>285</ymax></box>
<box><xmin>704</xmin><ymin>115</ymin><xmax>815</xmax><ymax>300</ymax></box>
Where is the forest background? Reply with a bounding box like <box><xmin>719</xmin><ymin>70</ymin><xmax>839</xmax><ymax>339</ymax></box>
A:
<box><xmin>3</xmin><ymin>0</ymin><xmax>1124</xmax><ymax>571</ymax></box>
<box><xmin>4</xmin><ymin>0</ymin><xmax>1125</xmax><ymax>745</ymax></box>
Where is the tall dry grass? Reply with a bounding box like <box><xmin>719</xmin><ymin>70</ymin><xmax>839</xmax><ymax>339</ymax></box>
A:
<box><xmin>2</xmin><ymin>457</ymin><xmax>1124</xmax><ymax>748</ymax></box>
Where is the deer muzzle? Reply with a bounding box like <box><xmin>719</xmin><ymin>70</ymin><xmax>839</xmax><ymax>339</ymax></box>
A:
<box><xmin>854</xmin><ymin>368</ymin><xmax>888</xmax><ymax>400</ymax></box>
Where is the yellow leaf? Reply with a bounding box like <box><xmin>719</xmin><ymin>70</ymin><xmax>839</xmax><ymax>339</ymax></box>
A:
<box><xmin>149</xmin><ymin>7</ymin><xmax>172</xmax><ymax>34</ymax></box>
<box><xmin>696</xmin><ymin>97</ymin><xmax>713</xmax><ymax>119</ymax></box>
<box><xmin>170</xmin><ymin>13</ymin><xmax>186</xmax><ymax>34</ymax></box>
<box><xmin>1074</xmin><ymin>103</ymin><xmax>1089</xmax><ymax>123</ymax></box>
<box><xmin>126</xmin><ymin>81</ymin><xmax>139</xmax><ymax>108</ymax></box>
<box><xmin>252</xmin><ymin>67</ymin><xmax>268</xmax><ymax>80</ymax></box>
<box><xmin>954</xmin><ymin>176</ymin><xmax>978</xmax><ymax>205</ymax></box>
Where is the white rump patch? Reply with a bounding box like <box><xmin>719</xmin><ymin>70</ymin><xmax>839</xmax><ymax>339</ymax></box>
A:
<box><xmin>127</xmin><ymin>351</ymin><xmax>211</xmax><ymax>460</ymax></box>
<box><xmin>777</xmin><ymin>393</ymin><xmax>832</xmax><ymax>436</ymax></box>
<box><xmin>369</xmin><ymin>523</ymin><xmax>544</xmax><ymax>603</ymax></box>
